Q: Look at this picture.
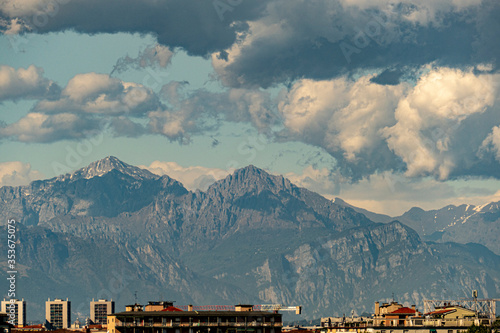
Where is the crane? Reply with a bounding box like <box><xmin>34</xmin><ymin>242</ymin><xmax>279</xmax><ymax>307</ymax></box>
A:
<box><xmin>177</xmin><ymin>304</ymin><xmax>302</xmax><ymax>314</ymax></box>
<box><xmin>255</xmin><ymin>304</ymin><xmax>302</xmax><ymax>314</ymax></box>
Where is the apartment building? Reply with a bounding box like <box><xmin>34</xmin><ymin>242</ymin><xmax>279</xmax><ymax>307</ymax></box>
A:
<box><xmin>1</xmin><ymin>298</ymin><xmax>26</xmax><ymax>326</ymax></box>
<box><xmin>45</xmin><ymin>298</ymin><xmax>71</xmax><ymax>329</ymax></box>
<box><xmin>108</xmin><ymin>303</ymin><xmax>282</xmax><ymax>333</ymax></box>
<box><xmin>91</xmin><ymin>299</ymin><xmax>115</xmax><ymax>325</ymax></box>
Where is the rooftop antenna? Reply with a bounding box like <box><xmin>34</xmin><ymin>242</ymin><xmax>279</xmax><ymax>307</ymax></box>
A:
<box><xmin>134</xmin><ymin>291</ymin><xmax>138</xmax><ymax>304</ymax></box>
<box><xmin>392</xmin><ymin>292</ymin><xmax>395</xmax><ymax>303</ymax></box>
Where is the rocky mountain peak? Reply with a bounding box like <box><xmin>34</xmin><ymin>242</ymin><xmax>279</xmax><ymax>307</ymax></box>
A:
<box><xmin>71</xmin><ymin>156</ymin><xmax>158</xmax><ymax>181</ymax></box>
<box><xmin>208</xmin><ymin>165</ymin><xmax>293</xmax><ymax>196</ymax></box>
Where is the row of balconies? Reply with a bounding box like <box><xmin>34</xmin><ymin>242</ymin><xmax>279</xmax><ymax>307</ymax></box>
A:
<box><xmin>117</xmin><ymin>322</ymin><xmax>282</xmax><ymax>328</ymax></box>
<box><xmin>370</xmin><ymin>318</ymin><xmax>491</xmax><ymax>328</ymax></box>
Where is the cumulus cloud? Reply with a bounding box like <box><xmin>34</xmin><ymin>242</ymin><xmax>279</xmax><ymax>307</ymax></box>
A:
<box><xmin>212</xmin><ymin>0</ymin><xmax>499</xmax><ymax>88</ymax></box>
<box><xmin>277</xmin><ymin>67</ymin><xmax>500</xmax><ymax>181</ymax></box>
<box><xmin>143</xmin><ymin>161</ymin><xmax>229</xmax><ymax>191</ymax></box>
<box><xmin>0</xmin><ymin>112</ymin><xmax>99</xmax><ymax>142</ymax></box>
<box><xmin>0</xmin><ymin>65</ymin><xmax>59</xmax><ymax>101</ymax></box>
<box><xmin>0</xmin><ymin>17</ymin><xmax>25</xmax><ymax>34</ymax></box>
<box><xmin>111</xmin><ymin>44</ymin><xmax>174</xmax><ymax>75</ymax></box>
<box><xmin>148</xmin><ymin>81</ymin><xmax>278</xmax><ymax>142</ymax></box>
<box><xmin>383</xmin><ymin>67</ymin><xmax>497</xmax><ymax>179</ymax></box>
<box><xmin>33</xmin><ymin>72</ymin><xmax>160</xmax><ymax>116</ymax></box>
<box><xmin>109</xmin><ymin>117</ymin><xmax>147</xmax><ymax>138</ymax></box>
<box><xmin>0</xmin><ymin>69</ymin><xmax>165</xmax><ymax>142</ymax></box>
<box><xmin>3</xmin><ymin>64</ymin><xmax>500</xmax><ymax>186</ymax></box>
<box><xmin>2</xmin><ymin>0</ymin><xmax>498</xmax><ymax>88</ymax></box>
<box><xmin>0</xmin><ymin>161</ymin><xmax>44</xmax><ymax>187</ymax></box>
<box><xmin>480</xmin><ymin>126</ymin><xmax>500</xmax><ymax>161</ymax></box>
<box><xmin>0</xmin><ymin>68</ymin><xmax>278</xmax><ymax>144</ymax></box>
<box><xmin>279</xmin><ymin>74</ymin><xmax>406</xmax><ymax>179</ymax></box>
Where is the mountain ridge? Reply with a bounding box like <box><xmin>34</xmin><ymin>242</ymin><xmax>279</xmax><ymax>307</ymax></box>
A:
<box><xmin>2</xmin><ymin>157</ymin><xmax>499</xmax><ymax>321</ymax></box>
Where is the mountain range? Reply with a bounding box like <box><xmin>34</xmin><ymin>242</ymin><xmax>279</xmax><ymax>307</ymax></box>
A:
<box><xmin>335</xmin><ymin>198</ymin><xmax>500</xmax><ymax>255</ymax></box>
<box><xmin>1</xmin><ymin>156</ymin><xmax>499</xmax><ymax>322</ymax></box>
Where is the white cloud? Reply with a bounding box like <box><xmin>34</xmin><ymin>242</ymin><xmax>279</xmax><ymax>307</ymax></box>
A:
<box><xmin>0</xmin><ymin>18</ymin><xmax>25</xmax><ymax>34</ymax></box>
<box><xmin>210</xmin><ymin>0</ymin><xmax>497</xmax><ymax>89</ymax></box>
<box><xmin>147</xmin><ymin>109</ymin><xmax>192</xmax><ymax>142</ymax></box>
<box><xmin>0</xmin><ymin>65</ymin><xmax>57</xmax><ymax>101</ymax></box>
<box><xmin>34</xmin><ymin>72</ymin><xmax>158</xmax><ymax>116</ymax></box>
<box><xmin>111</xmin><ymin>44</ymin><xmax>174</xmax><ymax>74</ymax></box>
<box><xmin>276</xmin><ymin>67</ymin><xmax>500</xmax><ymax>181</ymax></box>
<box><xmin>480</xmin><ymin>125</ymin><xmax>500</xmax><ymax>160</ymax></box>
<box><xmin>279</xmin><ymin>75</ymin><xmax>405</xmax><ymax>173</ymax></box>
<box><xmin>0</xmin><ymin>112</ymin><xmax>97</xmax><ymax>142</ymax></box>
<box><xmin>285</xmin><ymin>166</ymin><xmax>339</xmax><ymax>194</ymax></box>
<box><xmin>143</xmin><ymin>161</ymin><xmax>229</xmax><ymax>191</ymax></box>
<box><xmin>148</xmin><ymin>81</ymin><xmax>277</xmax><ymax>143</ymax></box>
<box><xmin>0</xmin><ymin>161</ymin><xmax>44</xmax><ymax>187</ymax></box>
<box><xmin>383</xmin><ymin>67</ymin><xmax>497</xmax><ymax>179</ymax></box>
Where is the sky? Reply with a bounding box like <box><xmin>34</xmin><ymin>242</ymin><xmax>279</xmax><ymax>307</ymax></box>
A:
<box><xmin>1</xmin><ymin>0</ymin><xmax>500</xmax><ymax>216</ymax></box>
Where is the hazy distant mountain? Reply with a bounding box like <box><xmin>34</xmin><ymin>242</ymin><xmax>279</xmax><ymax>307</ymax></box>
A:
<box><xmin>2</xmin><ymin>157</ymin><xmax>499</xmax><ymax>322</ymax></box>
<box><xmin>392</xmin><ymin>203</ymin><xmax>500</xmax><ymax>255</ymax></box>
<box><xmin>333</xmin><ymin>198</ymin><xmax>500</xmax><ymax>256</ymax></box>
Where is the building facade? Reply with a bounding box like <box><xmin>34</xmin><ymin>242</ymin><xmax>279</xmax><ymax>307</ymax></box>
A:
<box><xmin>320</xmin><ymin>299</ymin><xmax>494</xmax><ymax>333</ymax></box>
<box><xmin>91</xmin><ymin>299</ymin><xmax>115</xmax><ymax>325</ymax></box>
<box><xmin>45</xmin><ymin>298</ymin><xmax>71</xmax><ymax>329</ymax></box>
<box><xmin>1</xmin><ymin>298</ymin><xmax>26</xmax><ymax>327</ymax></box>
<box><xmin>108</xmin><ymin>304</ymin><xmax>282</xmax><ymax>333</ymax></box>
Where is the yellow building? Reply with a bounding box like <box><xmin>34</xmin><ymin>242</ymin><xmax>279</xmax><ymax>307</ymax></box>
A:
<box><xmin>428</xmin><ymin>305</ymin><xmax>476</xmax><ymax>320</ymax></box>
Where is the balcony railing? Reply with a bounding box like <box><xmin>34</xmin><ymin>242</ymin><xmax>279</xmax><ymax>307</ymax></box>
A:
<box><xmin>116</xmin><ymin>322</ymin><xmax>282</xmax><ymax>328</ymax></box>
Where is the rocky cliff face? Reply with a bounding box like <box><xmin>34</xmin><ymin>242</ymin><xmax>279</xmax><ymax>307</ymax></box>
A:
<box><xmin>2</xmin><ymin>157</ymin><xmax>499</xmax><ymax>322</ymax></box>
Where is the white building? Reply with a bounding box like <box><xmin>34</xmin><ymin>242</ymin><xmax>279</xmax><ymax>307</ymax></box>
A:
<box><xmin>1</xmin><ymin>299</ymin><xmax>26</xmax><ymax>326</ymax></box>
<box><xmin>90</xmin><ymin>299</ymin><xmax>115</xmax><ymax>325</ymax></box>
<box><xmin>46</xmin><ymin>298</ymin><xmax>71</xmax><ymax>329</ymax></box>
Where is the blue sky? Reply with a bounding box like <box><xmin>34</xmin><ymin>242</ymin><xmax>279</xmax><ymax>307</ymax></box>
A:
<box><xmin>1</xmin><ymin>0</ymin><xmax>500</xmax><ymax>215</ymax></box>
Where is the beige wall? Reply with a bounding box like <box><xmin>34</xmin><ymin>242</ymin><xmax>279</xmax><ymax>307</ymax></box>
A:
<box><xmin>107</xmin><ymin>315</ymin><xmax>117</xmax><ymax>333</ymax></box>
<box><xmin>442</xmin><ymin>307</ymin><xmax>476</xmax><ymax>320</ymax></box>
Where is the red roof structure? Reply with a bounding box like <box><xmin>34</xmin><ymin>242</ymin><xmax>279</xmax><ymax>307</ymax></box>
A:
<box><xmin>428</xmin><ymin>309</ymin><xmax>455</xmax><ymax>315</ymax></box>
<box><xmin>390</xmin><ymin>307</ymin><xmax>416</xmax><ymax>315</ymax></box>
<box><xmin>161</xmin><ymin>306</ymin><xmax>183</xmax><ymax>312</ymax></box>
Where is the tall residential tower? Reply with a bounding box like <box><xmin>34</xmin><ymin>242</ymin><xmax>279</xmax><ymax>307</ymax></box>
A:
<box><xmin>1</xmin><ymin>299</ymin><xmax>26</xmax><ymax>326</ymax></box>
<box><xmin>45</xmin><ymin>298</ymin><xmax>71</xmax><ymax>329</ymax></box>
<box><xmin>90</xmin><ymin>299</ymin><xmax>115</xmax><ymax>325</ymax></box>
